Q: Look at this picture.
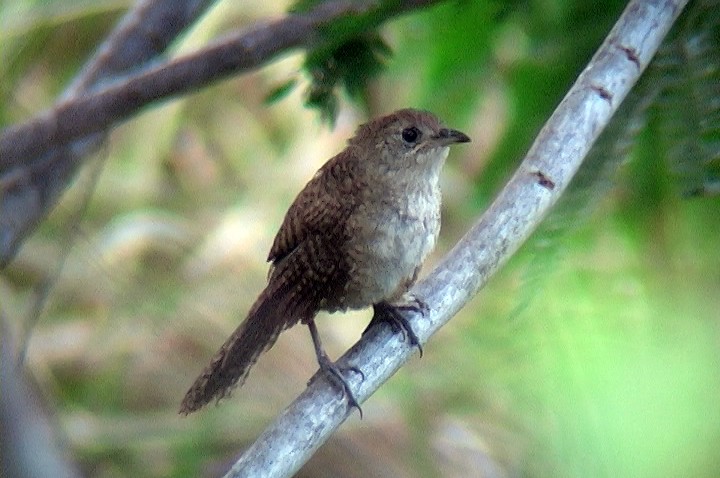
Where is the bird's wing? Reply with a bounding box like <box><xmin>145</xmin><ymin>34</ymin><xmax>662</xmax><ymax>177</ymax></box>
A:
<box><xmin>180</xmin><ymin>219</ymin><xmax>352</xmax><ymax>414</ymax></box>
<box><xmin>268</xmin><ymin>149</ymin><xmax>360</xmax><ymax>265</ymax></box>
<box><xmin>179</xmin><ymin>151</ymin><xmax>364</xmax><ymax>414</ymax></box>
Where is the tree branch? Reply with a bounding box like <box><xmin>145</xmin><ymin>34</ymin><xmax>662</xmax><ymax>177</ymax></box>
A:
<box><xmin>64</xmin><ymin>0</ymin><xmax>221</xmax><ymax>98</ymax></box>
<box><xmin>0</xmin><ymin>0</ymin><xmax>219</xmax><ymax>266</ymax></box>
<box><xmin>221</xmin><ymin>1</ymin><xmax>688</xmax><ymax>477</ymax></box>
<box><xmin>1</xmin><ymin>315</ymin><xmax>83</xmax><ymax>478</ymax></box>
<box><xmin>0</xmin><ymin>0</ymin><xmax>444</xmax><ymax>266</ymax></box>
<box><xmin>0</xmin><ymin>0</ymin><xmax>442</xmax><ymax>171</ymax></box>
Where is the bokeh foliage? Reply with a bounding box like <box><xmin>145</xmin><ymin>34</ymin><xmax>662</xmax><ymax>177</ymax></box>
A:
<box><xmin>2</xmin><ymin>1</ymin><xmax>719</xmax><ymax>477</ymax></box>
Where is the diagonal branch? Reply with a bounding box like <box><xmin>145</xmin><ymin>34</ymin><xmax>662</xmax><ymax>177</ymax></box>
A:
<box><xmin>0</xmin><ymin>0</ymin><xmax>220</xmax><ymax>266</ymax></box>
<box><xmin>64</xmin><ymin>0</ymin><xmax>221</xmax><ymax>98</ymax></box>
<box><xmin>220</xmin><ymin>1</ymin><xmax>688</xmax><ymax>477</ymax></box>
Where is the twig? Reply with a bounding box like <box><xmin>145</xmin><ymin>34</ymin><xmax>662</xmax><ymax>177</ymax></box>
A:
<box><xmin>221</xmin><ymin>1</ymin><xmax>688</xmax><ymax>477</ymax></box>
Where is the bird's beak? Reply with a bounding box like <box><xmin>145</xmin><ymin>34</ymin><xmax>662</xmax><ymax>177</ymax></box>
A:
<box><xmin>434</xmin><ymin>128</ymin><xmax>471</xmax><ymax>146</ymax></box>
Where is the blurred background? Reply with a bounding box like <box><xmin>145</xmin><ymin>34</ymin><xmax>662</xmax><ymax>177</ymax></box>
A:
<box><xmin>2</xmin><ymin>0</ymin><xmax>719</xmax><ymax>477</ymax></box>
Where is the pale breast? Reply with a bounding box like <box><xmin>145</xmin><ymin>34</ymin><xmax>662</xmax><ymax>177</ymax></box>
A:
<box><xmin>335</xmin><ymin>183</ymin><xmax>441</xmax><ymax>311</ymax></box>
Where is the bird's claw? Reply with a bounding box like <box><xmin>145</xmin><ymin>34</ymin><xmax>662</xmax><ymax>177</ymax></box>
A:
<box><xmin>311</xmin><ymin>355</ymin><xmax>364</xmax><ymax>418</ymax></box>
<box><xmin>366</xmin><ymin>300</ymin><xmax>425</xmax><ymax>357</ymax></box>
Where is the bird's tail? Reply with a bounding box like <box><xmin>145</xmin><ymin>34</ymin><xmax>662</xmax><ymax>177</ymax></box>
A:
<box><xmin>179</xmin><ymin>278</ymin><xmax>307</xmax><ymax>414</ymax></box>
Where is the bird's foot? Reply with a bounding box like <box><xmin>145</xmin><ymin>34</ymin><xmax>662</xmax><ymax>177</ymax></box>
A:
<box><xmin>311</xmin><ymin>353</ymin><xmax>364</xmax><ymax>418</ymax></box>
<box><xmin>365</xmin><ymin>298</ymin><xmax>426</xmax><ymax>357</ymax></box>
<box><xmin>307</xmin><ymin>320</ymin><xmax>364</xmax><ymax>417</ymax></box>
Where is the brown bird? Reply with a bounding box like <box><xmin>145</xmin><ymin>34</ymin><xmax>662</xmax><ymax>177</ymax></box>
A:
<box><xmin>179</xmin><ymin>109</ymin><xmax>470</xmax><ymax>415</ymax></box>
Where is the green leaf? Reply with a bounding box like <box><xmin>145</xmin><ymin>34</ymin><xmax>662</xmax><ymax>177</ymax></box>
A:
<box><xmin>303</xmin><ymin>32</ymin><xmax>392</xmax><ymax>123</ymax></box>
<box><xmin>265</xmin><ymin>79</ymin><xmax>298</xmax><ymax>105</ymax></box>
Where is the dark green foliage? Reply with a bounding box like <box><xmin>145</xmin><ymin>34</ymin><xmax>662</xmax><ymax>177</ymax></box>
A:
<box><xmin>651</xmin><ymin>2</ymin><xmax>720</xmax><ymax>197</ymax></box>
<box><xmin>527</xmin><ymin>0</ymin><xmax>720</xmax><ymax>299</ymax></box>
<box><xmin>304</xmin><ymin>32</ymin><xmax>391</xmax><ymax>122</ymax></box>
<box><xmin>280</xmin><ymin>0</ymin><xmax>405</xmax><ymax>122</ymax></box>
<box><xmin>266</xmin><ymin>31</ymin><xmax>391</xmax><ymax>123</ymax></box>
<box><xmin>479</xmin><ymin>0</ymin><xmax>628</xmax><ymax>197</ymax></box>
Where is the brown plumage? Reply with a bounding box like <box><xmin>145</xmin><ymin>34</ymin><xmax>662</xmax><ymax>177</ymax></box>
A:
<box><xmin>180</xmin><ymin>109</ymin><xmax>470</xmax><ymax>414</ymax></box>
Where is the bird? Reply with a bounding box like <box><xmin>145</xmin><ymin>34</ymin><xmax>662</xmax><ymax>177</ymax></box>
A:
<box><xmin>179</xmin><ymin>108</ymin><xmax>470</xmax><ymax>415</ymax></box>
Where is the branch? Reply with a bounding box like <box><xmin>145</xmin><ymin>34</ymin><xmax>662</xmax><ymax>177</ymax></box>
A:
<box><xmin>1</xmin><ymin>316</ymin><xmax>83</xmax><ymax>478</ymax></box>
<box><xmin>0</xmin><ymin>0</ymin><xmax>444</xmax><ymax>266</ymax></box>
<box><xmin>0</xmin><ymin>0</ymin><xmax>442</xmax><ymax>171</ymax></box>
<box><xmin>221</xmin><ymin>1</ymin><xmax>688</xmax><ymax>477</ymax></box>
<box><xmin>0</xmin><ymin>0</ymin><xmax>219</xmax><ymax>265</ymax></box>
<box><xmin>64</xmin><ymin>0</ymin><xmax>220</xmax><ymax>98</ymax></box>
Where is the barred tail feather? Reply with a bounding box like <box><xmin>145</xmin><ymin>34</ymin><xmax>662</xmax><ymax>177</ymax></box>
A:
<box><xmin>179</xmin><ymin>280</ymin><xmax>305</xmax><ymax>414</ymax></box>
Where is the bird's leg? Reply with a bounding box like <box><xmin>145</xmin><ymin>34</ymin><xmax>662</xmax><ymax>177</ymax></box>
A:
<box><xmin>365</xmin><ymin>297</ymin><xmax>427</xmax><ymax>357</ymax></box>
<box><xmin>307</xmin><ymin>320</ymin><xmax>363</xmax><ymax>417</ymax></box>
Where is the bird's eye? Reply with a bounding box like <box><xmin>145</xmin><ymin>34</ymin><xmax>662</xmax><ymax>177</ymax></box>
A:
<box><xmin>401</xmin><ymin>127</ymin><xmax>421</xmax><ymax>144</ymax></box>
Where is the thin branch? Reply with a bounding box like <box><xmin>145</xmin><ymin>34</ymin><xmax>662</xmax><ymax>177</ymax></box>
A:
<box><xmin>1</xmin><ymin>315</ymin><xmax>83</xmax><ymax>478</ymax></box>
<box><xmin>221</xmin><ymin>1</ymin><xmax>688</xmax><ymax>477</ymax></box>
<box><xmin>0</xmin><ymin>0</ymin><xmax>442</xmax><ymax>174</ymax></box>
<box><xmin>65</xmin><ymin>0</ymin><xmax>221</xmax><ymax>97</ymax></box>
<box><xmin>0</xmin><ymin>0</ymin><xmax>219</xmax><ymax>265</ymax></box>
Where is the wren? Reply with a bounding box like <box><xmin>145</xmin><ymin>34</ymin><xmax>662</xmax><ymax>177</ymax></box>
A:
<box><xmin>180</xmin><ymin>109</ymin><xmax>470</xmax><ymax>414</ymax></box>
